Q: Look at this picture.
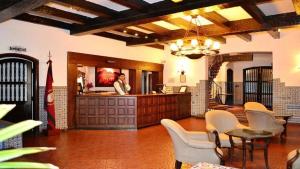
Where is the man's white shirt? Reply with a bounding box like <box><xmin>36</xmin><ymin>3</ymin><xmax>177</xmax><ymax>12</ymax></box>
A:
<box><xmin>113</xmin><ymin>80</ymin><xmax>131</xmax><ymax>95</ymax></box>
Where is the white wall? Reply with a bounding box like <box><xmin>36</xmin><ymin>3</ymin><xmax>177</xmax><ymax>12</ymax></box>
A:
<box><xmin>215</xmin><ymin>53</ymin><xmax>273</xmax><ymax>82</ymax></box>
<box><xmin>163</xmin><ymin>46</ymin><xmax>208</xmax><ymax>86</ymax></box>
<box><xmin>220</xmin><ymin>28</ymin><xmax>300</xmax><ymax>86</ymax></box>
<box><xmin>1</xmin><ymin>20</ymin><xmax>300</xmax><ymax>87</ymax></box>
<box><xmin>0</xmin><ymin>20</ymin><xmax>164</xmax><ymax>86</ymax></box>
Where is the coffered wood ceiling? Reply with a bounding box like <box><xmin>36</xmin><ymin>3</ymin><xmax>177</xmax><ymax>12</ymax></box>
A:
<box><xmin>1</xmin><ymin>0</ymin><xmax>300</xmax><ymax>50</ymax></box>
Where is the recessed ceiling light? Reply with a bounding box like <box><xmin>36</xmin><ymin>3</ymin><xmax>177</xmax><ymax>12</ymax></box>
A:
<box><xmin>171</xmin><ymin>0</ymin><xmax>183</xmax><ymax>3</ymax></box>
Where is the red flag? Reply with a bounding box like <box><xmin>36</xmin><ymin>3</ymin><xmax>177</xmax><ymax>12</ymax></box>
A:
<box><xmin>44</xmin><ymin>58</ymin><xmax>59</xmax><ymax>135</ymax></box>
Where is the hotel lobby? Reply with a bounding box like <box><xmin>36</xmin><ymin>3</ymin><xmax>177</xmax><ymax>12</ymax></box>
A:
<box><xmin>0</xmin><ymin>0</ymin><xmax>300</xmax><ymax>169</ymax></box>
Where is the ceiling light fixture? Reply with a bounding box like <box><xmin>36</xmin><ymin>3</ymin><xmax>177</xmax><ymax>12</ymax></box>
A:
<box><xmin>170</xmin><ymin>15</ymin><xmax>220</xmax><ymax>59</ymax></box>
<box><xmin>171</xmin><ymin>0</ymin><xmax>183</xmax><ymax>3</ymax></box>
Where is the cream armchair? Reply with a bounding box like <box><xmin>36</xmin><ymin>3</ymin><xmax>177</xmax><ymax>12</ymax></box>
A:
<box><xmin>244</xmin><ymin>102</ymin><xmax>285</xmax><ymax>138</ymax></box>
<box><xmin>161</xmin><ymin>119</ymin><xmax>223</xmax><ymax>169</ymax></box>
<box><xmin>287</xmin><ymin>149</ymin><xmax>300</xmax><ymax>169</ymax></box>
<box><xmin>205</xmin><ymin>110</ymin><xmax>249</xmax><ymax>149</ymax></box>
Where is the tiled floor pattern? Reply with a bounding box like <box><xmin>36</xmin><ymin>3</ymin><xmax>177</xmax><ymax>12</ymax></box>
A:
<box><xmin>22</xmin><ymin>118</ymin><xmax>300</xmax><ymax>169</ymax></box>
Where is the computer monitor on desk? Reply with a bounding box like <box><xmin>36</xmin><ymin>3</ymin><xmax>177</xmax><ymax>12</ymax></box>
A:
<box><xmin>155</xmin><ymin>84</ymin><xmax>165</xmax><ymax>93</ymax></box>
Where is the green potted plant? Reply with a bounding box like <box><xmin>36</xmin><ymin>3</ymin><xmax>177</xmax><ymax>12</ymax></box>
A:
<box><xmin>0</xmin><ymin>104</ymin><xmax>58</xmax><ymax>168</ymax></box>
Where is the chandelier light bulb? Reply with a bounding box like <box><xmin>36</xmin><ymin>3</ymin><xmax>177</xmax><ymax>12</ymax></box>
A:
<box><xmin>170</xmin><ymin>43</ymin><xmax>179</xmax><ymax>51</ymax></box>
<box><xmin>176</xmin><ymin>39</ymin><xmax>184</xmax><ymax>47</ymax></box>
<box><xmin>191</xmin><ymin>39</ymin><xmax>198</xmax><ymax>47</ymax></box>
<box><xmin>213</xmin><ymin>42</ymin><xmax>220</xmax><ymax>50</ymax></box>
<box><xmin>186</xmin><ymin>15</ymin><xmax>192</xmax><ymax>22</ymax></box>
<box><xmin>204</xmin><ymin>39</ymin><xmax>213</xmax><ymax>47</ymax></box>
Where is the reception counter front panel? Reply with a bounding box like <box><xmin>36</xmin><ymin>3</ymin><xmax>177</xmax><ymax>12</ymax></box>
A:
<box><xmin>76</xmin><ymin>93</ymin><xmax>191</xmax><ymax>129</ymax></box>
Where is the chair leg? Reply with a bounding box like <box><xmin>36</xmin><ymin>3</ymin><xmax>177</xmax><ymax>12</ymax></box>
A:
<box><xmin>227</xmin><ymin>147</ymin><xmax>232</xmax><ymax>161</ymax></box>
<box><xmin>175</xmin><ymin>160</ymin><xmax>182</xmax><ymax>169</ymax></box>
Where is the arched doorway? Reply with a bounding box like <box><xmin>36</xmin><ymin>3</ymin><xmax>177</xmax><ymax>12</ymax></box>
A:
<box><xmin>0</xmin><ymin>53</ymin><xmax>39</xmax><ymax>131</ymax></box>
<box><xmin>226</xmin><ymin>69</ymin><xmax>233</xmax><ymax>105</ymax></box>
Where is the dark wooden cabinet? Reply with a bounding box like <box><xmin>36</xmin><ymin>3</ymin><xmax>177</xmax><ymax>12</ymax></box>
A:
<box><xmin>76</xmin><ymin>96</ymin><xmax>137</xmax><ymax>129</ymax></box>
<box><xmin>76</xmin><ymin>93</ymin><xmax>191</xmax><ymax>129</ymax></box>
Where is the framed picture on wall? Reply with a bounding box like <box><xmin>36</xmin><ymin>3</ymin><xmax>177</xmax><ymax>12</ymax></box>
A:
<box><xmin>179</xmin><ymin>86</ymin><xmax>187</xmax><ymax>93</ymax></box>
<box><xmin>95</xmin><ymin>67</ymin><xmax>120</xmax><ymax>87</ymax></box>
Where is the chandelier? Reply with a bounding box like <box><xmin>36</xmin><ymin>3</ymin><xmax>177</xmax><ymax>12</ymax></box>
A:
<box><xmin>170</xmin><ymin>16</ymin><xmax>220</xmax><ymax>59</ymax></box>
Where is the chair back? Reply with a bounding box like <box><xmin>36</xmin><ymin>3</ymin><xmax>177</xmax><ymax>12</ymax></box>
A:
<box><xmin>287</xmin><ymin>149</ymin><xmax>300</xmax><ymax>169</ymax></box>
<box><xmin>205</xmin><ymin>110</ymin><xmax>239</xmax><ymax>133</ymax></box>
<box><xmin>245</xmin><ymin>109</ymin><xmax>276</xmax><ymax>130</ymax></box>
<box><xmin>161</xmin><ymin>119</ymin><xmax>189</xmax><ymax>158</ymax></box>
<box><xmin>244</xmin><ymin>102</ymin><xmax>268</xmax><ymax>111</ymax></box>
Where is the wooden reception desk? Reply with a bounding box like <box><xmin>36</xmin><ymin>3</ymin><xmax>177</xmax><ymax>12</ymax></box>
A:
<box><xmin>76</xmin><ymin>93</ymin><xmax>191</xmax><ymax>129</ymax></box>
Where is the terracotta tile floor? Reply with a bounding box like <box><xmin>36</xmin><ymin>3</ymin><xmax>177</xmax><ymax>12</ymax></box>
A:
<box><xmin>22</xmin><ymin>118</ymin><xmax>300</xmax><ymax>169</ymax></box>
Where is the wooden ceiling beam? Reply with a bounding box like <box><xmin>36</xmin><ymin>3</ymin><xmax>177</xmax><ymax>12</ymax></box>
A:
<box><xmin>267</xmin><ymin>29</ymin><xmax>280</xmax><ymax>39</ymax></box>
<box><xmin>119</xmin><ymin>28</ymin><xmax>158</xmax><ymax>39</ymax></box>
<box><xmin>0</xmin><ymin>0</ymin><xmax>49</xmax><ymax>23</ymax></box>
<box><xmin>50</xmin><ymin>0</ymin><xmax>119</xmax><ymax>17</ymax></box>
<box><xmin>129</xmin><ymin>13</ymin><xmax>294</xmax><ymax>45</ymax></box>
<box><xmin>95</xmin><ymin>32</ymin><xmax>131</xmax><ymax>41</ymax></box>
<box><xmin>14</xmin><ymin>13</ymin><xmax>72</xmax><ymax>29</ymax></box>
<box><xmin>32</xmin><ymin>6</ymin><xmax>91</xmax><ymax>24</ymax></box>
<box><xmin>199</xmin><ymin>11</ymin><xmax>252</xmax><ymax>42</ymax></box>
<box><xmin>110</xmin><ymin>0</ymin><xmax>149</xmax><ymax>10</ymax></box>
<box><xmin>0</xmin><ymin>0</ymin><xmax>21</xmax><ymax>11</ymax></box>
<box><xmin>146</xmin><ymin>44</ymin><xmax>165</xmax><ymax>50</ymax></box>
<box><xmin>70</xmin><ymin>0</ymin><xmax>246</xmax><ymax>35</ymax></box>
<box><xmin>163</xmin><ymin>16</ymin><xmax>227</xmax><ymax>44</ymax></box>
<box><xmin>240</xmin><ymin>0</ymin><xmax>269</xmax><ymax>26</ymax></box>
<box><xmin>138</xmin><ymin>23</ymin><xmax>172</xmax><ymax>35</ymax></box>
<box><xmin>292</xmin><ymin>0</ymin><xmax>300</xmax><ymax>15</ymax></box>
<box><xmin>236</xmin><ymin>34</ymin><xmax>252</xmax><ymax>42</ymax></box>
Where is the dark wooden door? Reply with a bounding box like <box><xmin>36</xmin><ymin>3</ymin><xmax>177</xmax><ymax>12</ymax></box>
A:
<box><xmin>0</xmin><ymin>54</ymin><xmax>39</xmax><ymax>129</ymax></box>
<box><xmin>243</xmin><ymin>66</ymin><xmax>272</xmax><ymax>108</ymax></box>
<box><xmin>226</xmin><ymin>69</ymin><xmax>233</xmax><ymax>105</ymax></box>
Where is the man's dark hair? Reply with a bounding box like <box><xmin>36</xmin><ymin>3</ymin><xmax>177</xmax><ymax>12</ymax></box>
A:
<box><xmin>119</xmin><ymin>73</ymin><xmax>125</xmax><ymax>77</ymax></box>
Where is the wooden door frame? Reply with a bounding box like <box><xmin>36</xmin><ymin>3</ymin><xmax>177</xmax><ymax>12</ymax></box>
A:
<box><xmin>0</xmin><ymin>53</ymin><xmax>39</xmax><ymax>123</ymax></box>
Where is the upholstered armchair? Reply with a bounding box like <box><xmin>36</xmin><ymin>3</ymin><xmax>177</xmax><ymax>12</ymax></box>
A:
<box><xmin>205</xmin><ymin>110</ymin><xmax>249</xmax><ymax>149</ymax></box>
<box><xmin>244</xmin><ymin>102</ymin><xmax>285</xmax><ymax>138</ymax></box>
<box><xmin>287</xmin><ymin>149</ymin><xmax>300</xmax><ymax>169</ymax></box>
<box><xmin>161</xmin><ymin>119</ymin><xmax>223</xmax><ymax>169</ymax></box>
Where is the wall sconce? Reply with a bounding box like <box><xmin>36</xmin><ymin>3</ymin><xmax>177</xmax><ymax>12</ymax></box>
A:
<box><xmin>180</xmin><ymin>71</ymin><xmax>186</xmax><ymax>83</ymax></box>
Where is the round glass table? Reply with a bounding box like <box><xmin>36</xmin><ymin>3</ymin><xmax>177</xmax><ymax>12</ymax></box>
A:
<box><xmin>225</xmin><ymin>129</ymin><xmax>273</xmax><ymax>169</ymax></box>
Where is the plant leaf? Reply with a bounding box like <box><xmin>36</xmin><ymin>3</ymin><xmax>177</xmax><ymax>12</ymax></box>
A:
<box><xmin>0</xmin><ymin>104</ymin><xmax>16</xmax><ymax>119</ymax></box>
<box><xmin>0</xmin><ymin>147</ymin><xmax>56</xmax><ymax>162</ymax></box>
<box><xmin>0</xmin><ymin>162</ymin><xmax>58</xmax><ymax>169</ymax></box>
<box><xmin>0</xmin><ymin>120</ymin><xmax>42</xmax><ymax>142</ymax></box>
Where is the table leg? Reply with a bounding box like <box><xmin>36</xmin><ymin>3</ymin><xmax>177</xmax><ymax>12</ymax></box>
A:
<box><xmin>283</xmin><ymin>116</ymin><xmax>290</xmax><ymax>136</ymax></box>
<box><xmin>249</xmin><ymin>139</ymin><xmax>254</xmax><ymax>161</ymax></box>
<box><xmin>242</xmin><ymin>138</ymin><xmax>246</xmax><ymax>169</ymax></box>
<box><xmin>263</xmin><ymin>138</ymin><xmax>271</xmax><ymax>169</ymax></box>
<box><xmin>229</xmin><ymin>135</ymin><xmax>234</xmax><ymax>161</ymax></box>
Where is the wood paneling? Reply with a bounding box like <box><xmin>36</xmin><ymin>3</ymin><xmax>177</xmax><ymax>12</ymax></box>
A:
<box><xmin>67</xmin><ymin>52</ymin><xmax>163</xmax><ymax>128</ymax></box>
<box><xmin>76</xmin><ymin>96</ymin><xmax>137</xmax><ymax>129</ymax></box>
<box><xmin>137</xmin><ymin>93</ymin><xmax>191</xmax><ymax>128</ymax></box>
<box><xmin>68</xmin><ymin>52</ymin><xmax>163</xmax><ymax>71</ymax></box>
<box><xmin>76</xmin><ymin>93</ymin><xmax>191</xmax><ymax>129</ymax></box>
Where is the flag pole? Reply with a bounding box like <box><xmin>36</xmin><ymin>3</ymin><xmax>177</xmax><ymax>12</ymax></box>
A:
<box><xmin>44</xmin><ymin>51</ymin><xmax>60</xmax><ymax>136</ymax></box>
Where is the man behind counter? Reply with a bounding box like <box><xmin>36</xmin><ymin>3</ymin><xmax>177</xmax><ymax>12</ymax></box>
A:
<box><xmin>113</xmin><ymin>73</ymin><xmax>131</xmax><ymax>95</ymax></box>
